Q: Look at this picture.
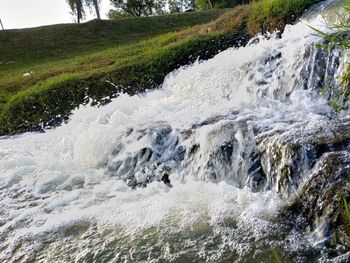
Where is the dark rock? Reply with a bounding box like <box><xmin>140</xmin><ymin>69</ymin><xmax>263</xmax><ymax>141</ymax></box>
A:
<box><xmin>106</xmin><ymin>122</ymin><xmax>184</xmax><ymax>188</ymax></box>
<box><xmin>298</xmin><ymin>45</ymin><xmax>341</xmax><ymax>92</ymax></box>
<box><xmin>281</xmin><ymin>151</ymin><xmax>350</xmax><ymax>250</ymax></box>
<box><xmin>161</xmin><ymin>173</ymin><xmax>172</xmax><ymax>187</ymax></box>
<box><xmin>256</xmin><ymin>116</ymin><xmax>350</xmax><ymax>196</ymax></box>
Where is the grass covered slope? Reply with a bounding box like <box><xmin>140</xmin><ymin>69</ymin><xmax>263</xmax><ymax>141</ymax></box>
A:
<box><xmin>0</xmin><ymin>0</ymin><xmax>323</xmax><ymax>135</ymax></box>
<box><xmin>0</xmin><ymin>10</ymin><xmax>227</xmax><ymax>65</ymax></box>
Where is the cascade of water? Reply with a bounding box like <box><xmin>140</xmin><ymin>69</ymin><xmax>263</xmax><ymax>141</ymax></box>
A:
<box><xmin>0</xmin><ymin>1</ymin><xmax>348</xmax><ymax>262</ymax></box>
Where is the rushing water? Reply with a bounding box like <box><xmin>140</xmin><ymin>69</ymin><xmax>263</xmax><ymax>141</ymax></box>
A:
<box><xmin>1</xmin><ymin>1</ymin><xmax>349</xmax><ymax>262</ymax></box>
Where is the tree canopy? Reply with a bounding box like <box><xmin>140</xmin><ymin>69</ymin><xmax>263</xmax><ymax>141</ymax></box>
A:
<box><xmin>68</xmin><ymin>0</ymin><xmax>250</xmax><ymax>22</ymax></box>
<box><xmin>195</xmin><ymin>0</ymin><xmax>249</xmax><ymax>11</ymax></box>
<box><xmin>109</xmin><ymin>0</ymin><xmax>166</xmax><ymax>17</ymax></box>
<box><xmin>108</xmin><ymin>0</ymin><xmax>249</xmax><ymax>19</ymax></box>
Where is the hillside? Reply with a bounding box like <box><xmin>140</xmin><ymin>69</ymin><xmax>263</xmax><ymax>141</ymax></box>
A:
<box><xmin>0</xmin><ymin>10</ymin><xmax>227</xmax><ymax>65</ymax></box>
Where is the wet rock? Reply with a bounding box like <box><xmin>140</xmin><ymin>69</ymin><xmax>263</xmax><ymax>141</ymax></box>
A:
<box><xmin>281</xmin><ymin>151</ymin><xmax>350</xmax><ymax>250</ymax></box>
<box><xmin>263</xmin><ymin>50</ymin><xmax>282</xmax><ymax>64</ymax></box>
<box><xmin>256</xmin><ymin>116</ymin><xmax>350</xmax><ymax>196</ymax></box>
<box><xmin>106</xmin><ymin>122</ymin><xmax>184</xmax><ymax>188</ymax></box>
<box><xmin>298</xmin><ymin>45</ymin><xmax>341</xmax><ymax>92</ymax></box>
<box><xmin>161</xmin><ymin>173</ymin><xmax>172</xmax><ymax>187</ymax></box>
<box><xmin>246</xmin><ymin>152</ymin><xmax>265</xmax><ymax>191</ymax></box>
<box><xmin>183</xmin><ymin>119</ymin><xmax>252</xmax><ymax>186</ymax></box>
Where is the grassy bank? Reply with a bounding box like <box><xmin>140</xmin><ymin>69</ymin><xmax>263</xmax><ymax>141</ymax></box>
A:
<box><xmin>248</xmin><ymin>0</ymin><xmax>324</xmax><ymax>34</ymax></box>
<box><xmin>0</xmin><ymin>10</ymin><xmax>228</xmax><ymax>66</ymax></box>
<box><xmin>0</xmin><ymin>0</ymin><xmax>323</xmax><ymax>135</ymax></box>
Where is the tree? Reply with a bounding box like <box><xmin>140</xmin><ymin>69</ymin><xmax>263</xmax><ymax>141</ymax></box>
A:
<box><xmin>107</xmin><ymin>9</ymin><xmax>133</xmax><ymax>19</ymax></box>
<box><xmin>195</xmin><ymin>0</ymin><xmax>248</xmax><ymax>11</ymax></box>
<box><xmin>169</xmin><ymin>0</ymin><xmax>181</xmax><ymax>13</ymax></box>
<box><xmin>67</xmin><ymin>0</ymin><xmax>85</xmax><ymax>23</ymax></box>
<box><xmin>169</xmin><ymin>0</ymin><xmax>193</xmax><ymax>13</ymax></box>
<box><xmin>110</xmin><ymin>0</ymin><xmax>162</xmax><ymax>17</ymax></box>
<box><xmin>85</xmin><ymin>0</ymin><xmax>102</xmax><ymax>19</ymax></box>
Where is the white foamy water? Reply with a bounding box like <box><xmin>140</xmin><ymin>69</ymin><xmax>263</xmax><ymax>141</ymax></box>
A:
<box><xmin>0</xmin><ymin>2</ymin><xmax>347</xmax><ymax>262</ymax></box>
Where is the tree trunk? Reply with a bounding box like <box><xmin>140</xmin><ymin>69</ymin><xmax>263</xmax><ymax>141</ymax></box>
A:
<box><xmin>77</xmin><ymin>0</ymin><xmax>83</xmax><ymax>23</ymax></box>
<box><xmin>207</xmin><ymin>0</ymin><xmax>213</xmax><ymax>9</ymax></box>
<box><xmin>93</xmin><ymin>0</ymin><xmax>101</xmax><ymax>19</ymax></box>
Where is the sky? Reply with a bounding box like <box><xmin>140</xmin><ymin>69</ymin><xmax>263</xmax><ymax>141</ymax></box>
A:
<box><xmin>0</xmin><ymin>0</ymin><xmax>113</xmax><ymax>29</ymax></box>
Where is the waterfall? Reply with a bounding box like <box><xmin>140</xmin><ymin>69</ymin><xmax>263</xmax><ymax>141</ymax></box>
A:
<box><xmin>0</xmin><ymin>1</ymin><xmax>349</xmax><ymax>262</ymax></box>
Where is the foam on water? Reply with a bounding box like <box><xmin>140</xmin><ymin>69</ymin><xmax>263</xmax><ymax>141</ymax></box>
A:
<box><xmin>0</xmin><ymin>3</ymin><xmax>347</xmax><ymax>261</ymax></box>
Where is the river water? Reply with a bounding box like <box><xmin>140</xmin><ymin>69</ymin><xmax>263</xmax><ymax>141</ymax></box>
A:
<box><xmin>0</xmin><ymin>1</ymin><xmax>349</xmax><ymax>262</ymax></box>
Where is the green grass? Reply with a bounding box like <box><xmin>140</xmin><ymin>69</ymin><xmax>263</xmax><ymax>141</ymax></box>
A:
<box><xmin>0</xmin><ymin>0</ymin><xmax>324</xmax><ymax>135</ymax></box>
<box><xmin>0</xmin><ymin>10</ymin><xmax>227</xmax><ymax>66</ymax></box>
<box><xmin>248</xmin><ymin>0</ymin><xmax>324</xmax><ymax>34</ymax></box>
<box><xmin>344</xmin><ymin>199</ymin><xmax>350</xmax><ymax>224</ymax></box>
<box><xmin>310</xmin><ymin>0</ymin><xmax>350</xmax><ymax>110</ymax></box>
<box><xmin>339</xmin><ymin>198</ymin><xmax>350</xmax><ymax>242</ymax></box>
<box><xmin>0</xmin><ymin>10</ymin><xmax>228</xmax><ymax>99</ymax></box>
<box><xmin>272</xmin><ymin>248</ymin><xmax>288</xmax><ymax>263</ymax></box>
